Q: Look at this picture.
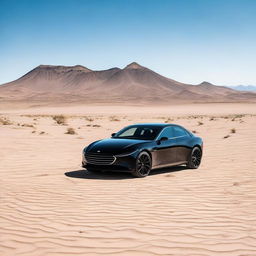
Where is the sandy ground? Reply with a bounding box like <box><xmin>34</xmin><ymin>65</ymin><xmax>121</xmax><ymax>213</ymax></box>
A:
<box><xmin>0</xmin><ymin>103</ymin><xmax>256</xmax><ymax>256</ymax></box>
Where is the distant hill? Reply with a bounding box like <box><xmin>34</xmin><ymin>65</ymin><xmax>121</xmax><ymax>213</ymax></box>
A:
<box><xmin>0</xmin><ymin>62</ymin><xmax>255</xmax><ymax>104</ymax></box>
<box><xmin>226</xmin><ymin>85</ymin><xmax>256</xmax><ymax>92</ymax></box>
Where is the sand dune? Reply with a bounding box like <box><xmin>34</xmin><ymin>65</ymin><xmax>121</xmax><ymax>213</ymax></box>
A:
<box><xmin>0</xmin><ymin>103</ymin><xmax>256</xmax><ymax>256</ymax></box>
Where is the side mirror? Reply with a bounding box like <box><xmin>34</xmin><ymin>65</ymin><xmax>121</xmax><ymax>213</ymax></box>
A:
<box><xmin>111</xmin><ymin>133</ymin><xmax>116</xmax><ymax>137</ymax></box>
<box><xmin>157</xmin><ymin>136</ymin><xmax>168</xmax><ymax>144</ymax></box>
<box><xmin>160</xmin><ymin>136</ymin><xmax>168</xmax><ymax>141</ymax></box>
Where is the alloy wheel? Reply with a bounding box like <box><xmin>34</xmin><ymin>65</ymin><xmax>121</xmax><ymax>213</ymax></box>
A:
<box><xmin>191</xmin><ymin>148</ymin><xmax>202</xmax><ymax>168</ymax></box>
<box><xmin>137</xmin><ymin>154</ymin><xmax>151</xmax><ymax>176</ymax></box>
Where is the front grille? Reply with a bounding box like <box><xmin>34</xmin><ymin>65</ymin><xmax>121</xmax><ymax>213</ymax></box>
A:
<box><xmin>85</xmin><ymin>153</ymin><xmax>116</xmax><ymax>165</ymax></box>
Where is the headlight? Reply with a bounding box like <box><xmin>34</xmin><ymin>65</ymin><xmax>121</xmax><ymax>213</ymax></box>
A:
<box><xmin>115</xmin><ymin>149</ymin><xmax>138</xmax><ymax>157</ymax></box>
<box><xmin>82</xmin><ymin>147</ymin><xmax>87</xmax><ymax>162</ymax></box>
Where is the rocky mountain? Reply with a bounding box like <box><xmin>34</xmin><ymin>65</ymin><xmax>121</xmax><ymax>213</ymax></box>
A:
<box><xmin>0</xmin><ymin>62</ymin><xmax>255</xmax><ymax>103</ymax></box>
<box><xmin>226</xmin><ymin>85</ymin><xmax>256</xmax><ymax>92</ymax></box>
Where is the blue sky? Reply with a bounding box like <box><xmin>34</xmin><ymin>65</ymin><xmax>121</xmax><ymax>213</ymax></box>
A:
<box><xmin>0</xmin><ymin>0</ymin><xmax>255</xmax><ymax>85</ymax></box>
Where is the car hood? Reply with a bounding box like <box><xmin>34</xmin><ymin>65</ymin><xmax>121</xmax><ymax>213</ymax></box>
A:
<box><xmin>87</xmin><ymin>138</ymin><xmax>148</xmax><ymax>154</ymax></box>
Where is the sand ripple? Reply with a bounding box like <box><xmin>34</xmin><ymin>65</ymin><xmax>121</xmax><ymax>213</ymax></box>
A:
<box><xmin>1</xmin><ymin>110</ymin><xmax>256</xmax><ymax>255</ymax></box>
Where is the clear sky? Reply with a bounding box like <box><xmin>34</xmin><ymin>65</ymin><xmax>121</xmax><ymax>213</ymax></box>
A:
<box><xmin>0</xmin><ymin>0</ymin><xmax>255</xmax><ymax>85</ymax></box>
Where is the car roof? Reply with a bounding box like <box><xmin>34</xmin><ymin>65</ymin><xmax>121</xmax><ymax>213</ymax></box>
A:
<box><xmin>132</xmin><ymin>123</ymin><xmax>180</xmax><ymax>128</ymax></box>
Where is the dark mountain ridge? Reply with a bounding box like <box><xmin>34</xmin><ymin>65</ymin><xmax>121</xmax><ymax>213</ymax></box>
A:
<box><xmin>0</xmin><ymin>62</ymin><xmax>255</xmax><ymax>103</ymax></box>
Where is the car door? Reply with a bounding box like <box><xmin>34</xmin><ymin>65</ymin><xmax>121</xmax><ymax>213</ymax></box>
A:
<box><xmin>152</xmin><ymin>126</ymin><xmax>177</xmax><ymax>168</ymax></box>
<box><xmin>173</xmin><ymin>126</ymin><xmax>191</xmax><ymax>163</ymax></box>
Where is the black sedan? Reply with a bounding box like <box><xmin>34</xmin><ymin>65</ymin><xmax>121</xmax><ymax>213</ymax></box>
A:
<box><xmin>82</xmin><ymin>123</ymin><xmax>203</xmax><ymax>177</ymax></box>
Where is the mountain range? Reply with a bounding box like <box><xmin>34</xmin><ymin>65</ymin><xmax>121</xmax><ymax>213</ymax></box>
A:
<box><xmin>226</xmin><ymin>85</ymin><xmax>256</xmax><ymax>92</ymax></box>
<box><xmin>0</xmin><ymin>62</ymin><xmax>255</xmax><ymax>104</ymax></box>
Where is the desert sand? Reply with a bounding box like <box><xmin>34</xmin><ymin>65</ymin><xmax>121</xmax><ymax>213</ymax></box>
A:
<box><xmin>1</xmin><ymin>103</ymin><xmax>256</xmax><ymax>256</ymax></box>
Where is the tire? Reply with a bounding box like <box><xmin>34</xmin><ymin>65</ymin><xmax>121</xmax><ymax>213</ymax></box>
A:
<box><xmin>187</xmin><ymin>147</ymin><xmax>202</xmax><ymax>169</ymax></box>
<box><xmin>132</xmin><ymin>151</ymin><xmax>152</xmax><ymax>178</ymax></box>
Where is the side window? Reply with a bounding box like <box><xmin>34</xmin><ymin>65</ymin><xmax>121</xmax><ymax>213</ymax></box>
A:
<box><xmin>159</xmin><ymin>127</ymin><xmax>174</xmax><ymax>139</ymax></box>
<box><xmin>173</xmin><ymin>126</ymin><xmax>188</xmax><ymax>137</ymax></box>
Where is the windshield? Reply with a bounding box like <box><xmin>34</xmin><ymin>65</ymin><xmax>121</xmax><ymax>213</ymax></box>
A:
<box><xmin>113</xmin><ymin>125</ymin><xmax>163</xmax><ymax>140</ymax></box>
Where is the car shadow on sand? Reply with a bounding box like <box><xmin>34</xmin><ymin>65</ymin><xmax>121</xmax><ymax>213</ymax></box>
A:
<box><xmin>65</xmin><ymin>165</ymin><xmax>190</xmax><ymax>180</ymax></box>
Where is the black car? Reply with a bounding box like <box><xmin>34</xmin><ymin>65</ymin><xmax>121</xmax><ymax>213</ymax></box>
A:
<box><xmin>82</xmin><ymin>123</ymin><xmax>203</xmax><ymax>177</ymax></box>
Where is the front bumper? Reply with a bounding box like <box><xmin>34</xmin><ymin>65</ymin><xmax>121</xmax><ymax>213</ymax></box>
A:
<box><xmin>82</xmin><ymin>151</ymin><xmax>138</xmax><ymax>173</ymax></box>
